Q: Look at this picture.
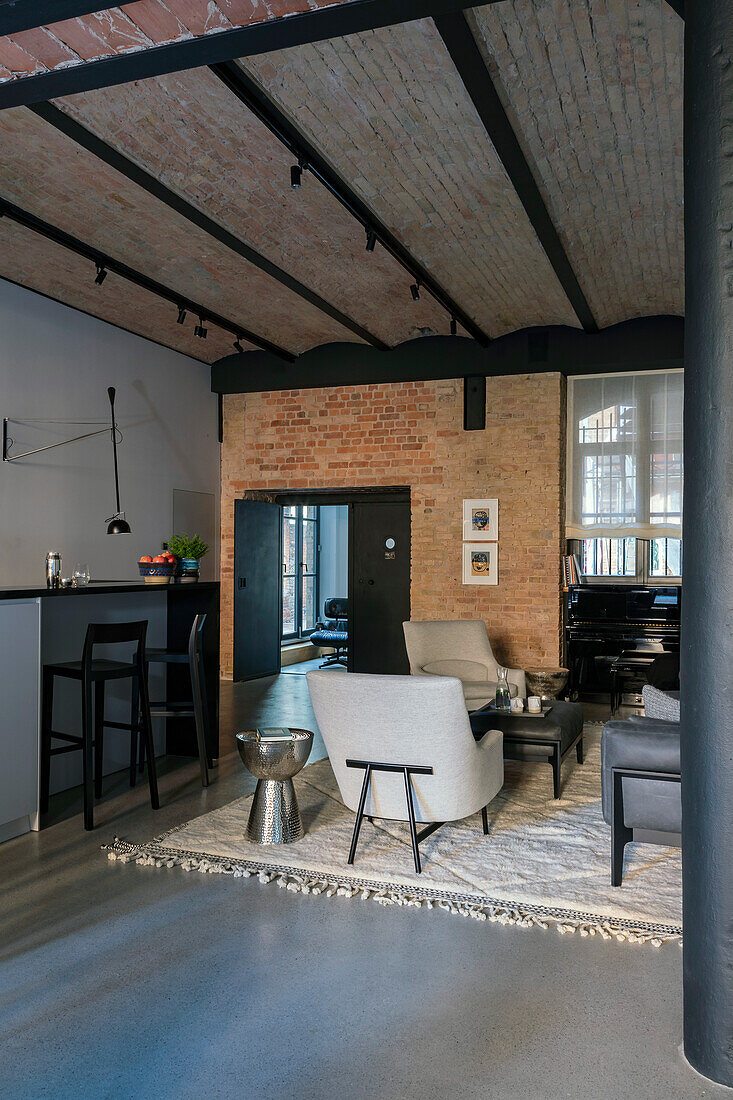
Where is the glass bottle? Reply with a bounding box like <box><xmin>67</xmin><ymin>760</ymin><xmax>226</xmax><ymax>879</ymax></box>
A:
<box><xmin>495</xmin><ymin>666</ymin><xmax>511</xmax><ymax>711</ymax></box>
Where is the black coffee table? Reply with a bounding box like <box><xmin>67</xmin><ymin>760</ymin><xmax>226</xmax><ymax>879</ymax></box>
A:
<box><xmin>469</xmin><ymin>700</ymin><xmax>585</xmax><ymax>798</ymax></box>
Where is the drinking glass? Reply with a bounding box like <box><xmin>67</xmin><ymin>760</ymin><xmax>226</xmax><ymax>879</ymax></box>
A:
<box><xmin>73</xmin><ymin>563</ymin><xmax>91</xmax><ymax>586</ymax></box>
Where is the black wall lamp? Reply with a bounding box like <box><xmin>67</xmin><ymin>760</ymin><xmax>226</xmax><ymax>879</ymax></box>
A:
<box><xmin>2</xmin><ymin>387</ymin><xmax>132</xmax><ymax>534</ymax></box>
<box><xmin>105</xmin><ymin>387</ymin><xmax>130</xmax><ymax>534</ymax></box>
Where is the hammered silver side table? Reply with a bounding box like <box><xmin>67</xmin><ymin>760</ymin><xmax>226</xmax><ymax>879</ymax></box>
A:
<box><xmin>236</xmin><ymin>728</ymin><xmax>313</xmax><ymax>844</ymax></box>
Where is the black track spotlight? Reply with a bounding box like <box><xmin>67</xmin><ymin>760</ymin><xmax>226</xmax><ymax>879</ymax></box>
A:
<box><xmin>450</xmin><ymin>316</ymin><xmax>457</xmax><ymax>336</ymax></box>
<box><xmin>290</xmin><ymin>163</ymin><xmax>302</xmax><ymax>189</ymax></box>
<box><xmin>233</xmin><ymin>337</ymin><xmax>244</xmax><ymax>354</ymax></box>
<box><xmin>194</xmin><ymin>317</ymin><xmax>208</xmax><ymax>339</ymax></box>
<box><xmin>94</xmin><ymin>263</ymin><xmax>107</xmax><ymax>286</ymax></box>
<box><xmin>365</xmin><ymin>229</ymin><xmax>377</xmax><ymax>253</ymax></box>
<box><xmin>410</xmin><ymin>282</ymin><xmax>420</xmax><ymax>302</ymax></box>
<box><xmin>177</xmin><ymin>306</ymin><xmax>186</xmax><ymax>325</ymax></box>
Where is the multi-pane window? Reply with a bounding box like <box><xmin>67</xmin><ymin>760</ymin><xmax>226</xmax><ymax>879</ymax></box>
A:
<box><xmin>581</xmin><ymin>538</ymin><xmax>637</xmax><ymax>577</ymax></box>
<box><xmin>650</xmin><ymin>538</ymin><xmax>682</xmax><ymax>578</ymax></box>
<box><xmin>567</xmin><ymin>372</ymin><xmax>682</xmax><ymax>579</ymax></box>
<box><xmin>282</xmin><ymin>506</ymin><xmax>319</xmax><ymax>641</ymax></box>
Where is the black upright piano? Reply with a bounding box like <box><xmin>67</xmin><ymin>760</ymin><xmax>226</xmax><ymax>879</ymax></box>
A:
<box><xmin>565</xmin><ymin>584</ymin><xmax>681</xmax><ymax>698</ymax></box>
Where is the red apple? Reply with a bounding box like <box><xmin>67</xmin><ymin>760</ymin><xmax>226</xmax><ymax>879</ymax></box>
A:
<box><xmin>152</xmin><ymin>554</ymin><xmax>168</xmax><ymax>564</ymax></box>
<box><xmin>163</xmin><ymin>552</ymin><xmax>176</xmax><ymax>562</ymax></box>
<box><xmin>139</xmin><ymin>555</ymin><xmax>153</xmax><ymax>563</ymax></box>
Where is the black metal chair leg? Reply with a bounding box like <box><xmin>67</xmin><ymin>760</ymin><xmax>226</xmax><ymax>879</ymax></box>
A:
<box><xmin>576</xmin><ymin>736</ymin><xmax>585</xmax><ymax>764</ymax></box>
<box><xmin>348</xmin><ymin>765</ymin><xmax>372</xmax><ymax>865</ymax></box>
<box><xmin>191</xmin><ymin>652</ymin><xmax>211</xmax><ymax>787</ymax></box>
<box><xmin>552</xmin><ymin>744</ymin><xmax>561</xmax><ymax>799</ymax></box>
<box><xmin>611</xmin><ymin>770</ymin><xmax>634</xmax><ymax>886</ymax></box>
<box><xmin>137</xmin><ymin>665</ymin><xmax>159</xmax><ymax>810</ymax></box>
<box><xmin>82</xmin><ymin>675</ymin><xmax>94</xmax><ymax>831</ymax></box>
<box><xmin>138</xmin><ymin>661</ymin><xmax>149</xmax><ymax>774</ymax></box>
<box><xmin>481</xmin><ymin>805</ymin><xmax>489</xmax><ymax>835</ymax></box>
<box><xmin>402</xmin><ymin>768</ymin><xmax>422</xmax><ymax>874</ymax></box>
<box><xmin>129</xmin><ymin>676</ymin><xmax>139</xmax><ymax>787</ymax></box>
<box><xmin>94</xmin><ymin>680</ymin><xmax>105</xmax><ymax>799</ymax></box>
<box><xmin>40</xmin><ymin>666</ymin><xmax>54</xmax><ymax>815</ymax></box>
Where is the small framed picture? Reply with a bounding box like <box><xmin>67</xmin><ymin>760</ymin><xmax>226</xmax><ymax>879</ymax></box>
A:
<box><xmin>463</xmin><ymin>543</ymin><xmax>498</xmax><ymax>585</ymax></box>
<box><xmin>462</xmin><ymin>498</ymin><xmax>498</xmax><ymax>542</ymax></box>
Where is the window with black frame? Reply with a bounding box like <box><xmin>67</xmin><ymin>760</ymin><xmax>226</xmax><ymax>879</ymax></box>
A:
<box><xmin>282</xmin><ymin>505</ymin><xmax>319</xmax><ymax>641</ymax></box>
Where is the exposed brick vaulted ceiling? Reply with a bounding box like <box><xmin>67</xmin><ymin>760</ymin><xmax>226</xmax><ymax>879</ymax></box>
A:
<box><xmin>0</xmin><ymin>1</ymin><xmax>683</xmax><ymax>362</ymax></box>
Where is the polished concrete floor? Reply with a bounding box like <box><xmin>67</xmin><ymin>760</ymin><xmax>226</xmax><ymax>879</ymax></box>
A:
<box><xmin>0</xmin><ymin>674</ymin><xmax>727</xmax><ymax>1099</ymax></box>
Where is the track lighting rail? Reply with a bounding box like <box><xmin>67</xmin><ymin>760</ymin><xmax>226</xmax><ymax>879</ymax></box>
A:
<box><xmin>0</xmin><ymin>197</ymin><xmax>295</xmax><ymax>361</ymax></box>
<box><xmin>210</xmin><ymin>61</ymin><xmax>490</xmax><ymax>345</ymax></box>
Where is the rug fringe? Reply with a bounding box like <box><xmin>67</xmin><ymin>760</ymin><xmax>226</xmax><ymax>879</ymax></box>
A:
<box><xmin>103</xmin><ymin>837</ymin><xmax>677</xmax><ymax>948</ymax></box>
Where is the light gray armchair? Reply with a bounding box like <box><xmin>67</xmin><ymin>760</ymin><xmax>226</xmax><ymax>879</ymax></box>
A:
<box><xmin>402</xmin><ymin>619</ymin><xmax>527</xmax><ymax>710</ymax></box>
<box><xmin>306</xmin><ymin>670</ymin><xmax>504</xmax><ymax>873</ymax></box>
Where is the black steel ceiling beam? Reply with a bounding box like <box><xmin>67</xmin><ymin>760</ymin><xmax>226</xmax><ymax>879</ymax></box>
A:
<box><xmin>30</xmin><ymin>101</ymin><xmax>386</xmax><ymax>349</ymax></box>
<box><xmin>435</xmin><ymin>11</ymin><xmax>598</xmax><ymax>334</ymax></box>
<box><xmin>211</xmin><ymin>316</ymin><xmax>684</xmax><ymax>395</ymax></box>
<box><xmin>0</xmin><ymin>0</ymin><xmax>496</xmax><ymax>110</ymax></box>
<box><xmin>0</xmin><ymin>1</ymin><xmax>106</xmax><ymax>36</ymax></box>
<box><xmin>0</xmin><ymin>196</ymin><xmax>295</xmax><ymax>361</ymax></box>
<box><xmin>211</xmin><ymin>60</ymin><xmax>490</xmax><ymax>345</ymax></box>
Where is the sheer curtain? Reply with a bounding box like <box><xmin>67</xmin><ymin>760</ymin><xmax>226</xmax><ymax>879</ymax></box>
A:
<box><xmin>566</xmin><ymin>370</ymin><xmax>683</xmax><ymax>539</ymax></box>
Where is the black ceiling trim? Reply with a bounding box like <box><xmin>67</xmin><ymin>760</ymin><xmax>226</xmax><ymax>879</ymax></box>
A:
<box><xmin>665</xmin><ymin>0</ymin><xmax>684</xmax><ymax>16</ymax></box>
<box><xmin>211</xmin><ymin>61</ymin><xmax>490</xmax><ymax>346</ymax></box>
<box><xmin>0</xmin><ymin>0</ymin><xmax>494</xmax><ymax>110</ymax></box>
<box><xmin>211</xmin><ymin>315</ymin><xmax>684</xmax><ymax>394</ymax></box>
<box><xmin>0</xmin><ymin>1</ymin><xmax>106</xmax><ymax>36</ymax></box>
<box><xmin>30</xmin><ymin>102</ymin><xmax>386</xmax><ymax>350</ymax></box>
<box><xmin>435</xmin><ymin>11</ymin><xmax>598</xmax><ymax>334</ymax></box>
<box><xmin>0</xmin><ymin>197</ymin><xmax>295</xmax><ymax>361</ymax></box>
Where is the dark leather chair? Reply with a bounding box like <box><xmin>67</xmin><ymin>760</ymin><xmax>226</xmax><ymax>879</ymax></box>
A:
<box><xmin>310</xmin><ymin>597</ymin><xmax>349</xmax><ymax>668</ymax></box>
<box><xmin>601</xmin><ymin>713</ymin><xmax>680</xmax><ymax>886</ymax></box>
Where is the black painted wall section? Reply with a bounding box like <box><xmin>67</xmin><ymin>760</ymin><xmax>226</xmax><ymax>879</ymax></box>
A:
<box><xmin>680</xmin><ymin>0</ymin><xmax>733</xmax><ymax>1086</ymax></box>
<box><xmin>210</xmin><ymin>315</ymin><xmax>683</xmax><ymax>394</ymax></box>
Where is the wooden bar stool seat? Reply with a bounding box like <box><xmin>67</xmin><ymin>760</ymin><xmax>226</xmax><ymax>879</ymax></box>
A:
<box><xmin>40</xmin><ymin>620</ymin><xmax>159</xmax><ymax>830</ymax></box>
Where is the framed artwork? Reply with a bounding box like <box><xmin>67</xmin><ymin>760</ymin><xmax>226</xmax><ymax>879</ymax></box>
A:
<box><xmin>462</xmin><ymin>498</ymin><xmax>498</xmax><ymax>542</ymax></box>
<box><xmin>462</xmin><ymin>543</ymin><xmax>498</xmax><ymax>585</ymax></box>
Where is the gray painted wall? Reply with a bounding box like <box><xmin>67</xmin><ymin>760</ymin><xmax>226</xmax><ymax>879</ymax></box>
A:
<box><xmin>0</xmin><ymin>281</ymin><xmax>220</xmax><ymax>585</ymax></box>
<box><xmin>319</xmin><ymin>506</ymin><xmax>348</xmax><ymax>611</ymax></box>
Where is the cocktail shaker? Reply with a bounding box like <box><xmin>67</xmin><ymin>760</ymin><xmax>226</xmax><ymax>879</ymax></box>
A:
<box><xmin>46</xmin><ymin>551</ymin><xmax>61</xmax><ymax>588</ymax></box>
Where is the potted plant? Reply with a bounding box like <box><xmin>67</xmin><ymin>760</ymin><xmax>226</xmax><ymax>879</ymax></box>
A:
<box><xmin>167</xmin><ymin>533</ymin><xmax>209</xmax><ymax>580</ymax></box>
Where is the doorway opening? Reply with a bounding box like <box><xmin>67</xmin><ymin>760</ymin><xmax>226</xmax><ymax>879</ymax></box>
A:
<box><xmin>281</xmin><ymin>503</ymin><xmax>349</xmax><ymax>672</ymax></box>
<box><xmin>233</xmin><ymin>487</ymin><xmax>410</xmax><ymax>682</ymax></box>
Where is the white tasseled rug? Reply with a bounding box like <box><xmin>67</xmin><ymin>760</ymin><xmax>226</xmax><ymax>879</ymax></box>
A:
<box><xmin>105</xmin><ymin>726</ymin><xmax>682</xmax><ymax>946</ymax></box>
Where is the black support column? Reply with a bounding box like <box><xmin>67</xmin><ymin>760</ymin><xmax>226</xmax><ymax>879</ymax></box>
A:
<box><xmin>682</xmin><ymin>0</ymin><xmax>733</xmax><ymax>1085</ymax></box>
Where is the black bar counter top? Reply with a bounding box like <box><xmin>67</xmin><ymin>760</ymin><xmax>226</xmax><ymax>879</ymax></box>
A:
<box><xmin>0</xmin><ymin>579</ymin><xmax>219</xmax><ymax>600</ymax></box>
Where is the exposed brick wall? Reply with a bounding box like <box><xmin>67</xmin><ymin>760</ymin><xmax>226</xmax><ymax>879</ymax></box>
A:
<box><xmin>220</xmin><ymin>373</ymin><xmax>566</xmax><ymax>678</ymax></box>
<box><xmin>247</xmin><ymin>19</ymin><xmax>579</xmax><ymax>338</ymax></box>
<box><xmin>0</xmin><ymin>105</ymin><xmax>357</xmax><ymax>356</ymax></box>
<box><xmin>470</xmin><ymin>0</ymin><xmax>684</xmax><ymax>327</ymax></box>
<box><xmin>58</xmin><ymin>66</ymin><xmax>450</xmax><ymax>347</ymax></box>
<box><xmin>0</xmin><ymin>1</ymin><xmax>342</xmax><ymax>83</ymax></box>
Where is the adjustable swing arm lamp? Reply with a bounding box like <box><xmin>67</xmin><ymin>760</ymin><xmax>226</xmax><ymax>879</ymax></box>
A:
<box><xmin>2</xmin><ymin>388</ymin><xmax>131</xmax><ymax>533</ymax></box>
<box><xmin>105</xmin><ymin>387</ymin><xmax>130</xmax><ymax>534</ymax></box>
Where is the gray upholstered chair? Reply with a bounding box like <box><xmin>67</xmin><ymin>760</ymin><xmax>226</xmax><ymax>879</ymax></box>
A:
<box><xmin>601</xmin><ymin>685</ymin><xmax>681</xmax><ymax>886</ymax></box>
<box><xmin>306</xmin><ymin>670</ymin><xmax>504</xmax><ymax>873</ymax></box>
<box><xmin>402</xmin><ymin>619</ymin><xmax>526</xmax><ymax>709</ymax></box>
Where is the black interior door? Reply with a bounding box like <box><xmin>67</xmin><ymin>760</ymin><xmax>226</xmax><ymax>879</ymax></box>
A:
<box><xmin>233</xmin><ymin>499</ymin><xmax>282</xmax><ymax>680</ymax></box>
<box><xmin>349</xmin><ymin>500</ymin><xmax>411</xmax><ymax>674</ymax></box>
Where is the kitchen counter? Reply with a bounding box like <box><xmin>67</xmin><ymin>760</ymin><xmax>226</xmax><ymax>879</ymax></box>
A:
<box><xmin>0</xmin><ymin>579</ymin><xmax>219</xmax><ymax>843</ymax></box>
<box><xmin>0</xmin><ymin>579</ymin><xmax>219</xmax><ymax>600</ymax></box>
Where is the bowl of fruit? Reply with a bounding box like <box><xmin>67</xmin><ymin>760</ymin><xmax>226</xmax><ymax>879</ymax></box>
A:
<box><xmin>138</xmin><ymin>552</ymin><xmax>176</xmax><ymax>583</ymax></box>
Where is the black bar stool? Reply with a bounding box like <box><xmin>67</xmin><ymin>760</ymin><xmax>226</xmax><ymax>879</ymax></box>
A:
<box><xmin>139</xmin><ymin>613</ymin><xmax>211</xmax><ymax>788</ymax></box>
<box><xmin>40</xmin><ymin>620</ymin><xmax>159</xmax><ymax>830</ymax></box>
